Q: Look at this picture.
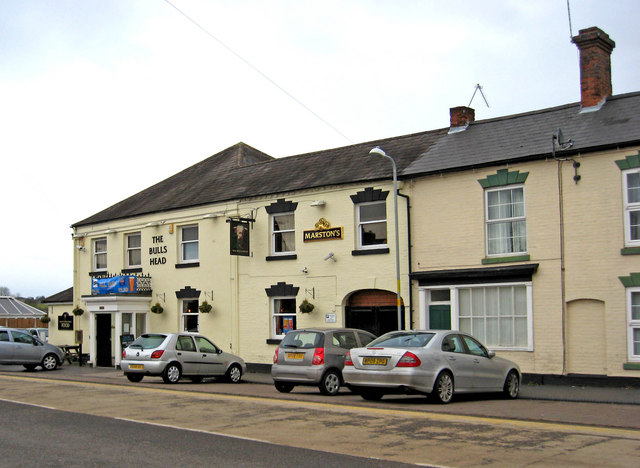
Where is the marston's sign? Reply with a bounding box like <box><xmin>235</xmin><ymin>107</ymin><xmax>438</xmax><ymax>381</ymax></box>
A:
<box><xmin>303</xmin><ymin>227</ymin><xmax>343</xmax><ymax>241</ymax></box>
<box><xmin>303</xmin><ymin>218</ymin><xmax>343</xmax><ymax>242</ymax></box>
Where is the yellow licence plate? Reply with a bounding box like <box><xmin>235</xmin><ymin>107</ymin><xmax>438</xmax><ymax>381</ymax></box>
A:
<box><xmin>286</xmin><ymin>352</ymin><xmax>305</xmax><ymax>360</ymax></box>
<box><xmin>363</xmin><ymin>357</ymin><xmax>388</xmax><ymax>365</ymax></box>
<box><xmin>129</xmin><ymin>364</ymin><xmax>144</xmax><ymax>370</ymax></box>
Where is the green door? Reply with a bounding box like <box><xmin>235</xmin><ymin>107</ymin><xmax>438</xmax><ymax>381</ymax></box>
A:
<box><xmin>429</xmin><ymin>305</ymin><xmax>451</xmax><ymax>330</ymax></box>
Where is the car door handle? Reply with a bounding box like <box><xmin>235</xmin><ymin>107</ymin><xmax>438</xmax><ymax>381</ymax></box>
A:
<box><xmin>177</xmin><ymin>352</ymin><xmax>182</xmax><ymax>356</ymax></box>
<box><xmin>448</xmin><ymin>356</ymin><xmax>456</xmax><ymax>361</ymax></box>
<box><xmin>473</xmin><ymin>359</ymin><xmax>480</xmax><ymax>364</ymax></box>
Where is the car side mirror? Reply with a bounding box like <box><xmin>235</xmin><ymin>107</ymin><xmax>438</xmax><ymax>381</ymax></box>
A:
<box><xmin>488</xmin><ymin>350</ymin><xmax>495</xmax><ymax>359</ymax></box>
<box><xmin>217</xmin><ymin>349</ymin><xmax>223</xmax><ymax>354</ymax></box>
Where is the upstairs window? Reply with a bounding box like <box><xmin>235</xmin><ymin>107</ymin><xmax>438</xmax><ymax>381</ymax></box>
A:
<box><xmin>93</xmin><ymin>238</ymin><xmax>107</xmax><ymax>271</ymax></box>
<box><xmin>350</xmin><ymin>187</ymin><xmax>389</xmax><ymax>252</ymax></box>
<box><xmin>125</xmin><ymin>232</ymin><xmax>141</xmax><ymax>268</ymax></box>
<box><xmin>180</xmin><ymin>225</ymin><xmax>199</xmax><ymax>263</ymax></box>
<box><xmin>623</xmin><ymin>169</ymin><xmax>640</xmax><ymax>246</ymax></box>
<box><xmin>357</xmin><ymin>201</ymin><xmax>388</xmax><ymax>248</ymax></box>
<box><xmin>271</xmin><ymin>213</ymin><xmax>295</xmax><ymax>255</ymax></box>
<box><xmin>486</xmin><ymin>186</ymin><xmax>527</xmax><ymax>256</ymax></box>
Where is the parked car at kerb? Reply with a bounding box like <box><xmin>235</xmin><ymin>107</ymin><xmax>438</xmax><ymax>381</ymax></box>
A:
<box><xmin>0</xmin><ymin>327</ymin><xmax>63</xmax><ymax>371</ymax></box>
<box><xmin>121</xmin><ymin>333</ymin><xmax>246</xmax><ymax>384</ymax></box>
<box><xmin>271</xmin><ymin>328</ymin><xmax>376</xmax><ymax>395</ymax></box>
<box><xmin>343</xmin><ymin>330</ymin><xmax>521</xmax><ymax>403</ymax></box>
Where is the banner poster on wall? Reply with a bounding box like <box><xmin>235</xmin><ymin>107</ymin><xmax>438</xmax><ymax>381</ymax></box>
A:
<box><xmin>230</xmin><ymin>220</ymin><xmax>250</xmax><ymax>256</ymax></box>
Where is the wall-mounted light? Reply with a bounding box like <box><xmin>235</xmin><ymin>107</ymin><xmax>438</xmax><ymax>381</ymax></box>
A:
<box><xmin>323</xmin><ymin>252</ymin><xmax>336</xmax><ymax>262</ymax></box>
<box><xmin>145</xmin><ymin>221</ymin><xmax>161</xmax><ymax>227</ymax></box>
<box><xmin>301</xmin><ymin>267</ymin><xmax>308</xmax><ymax>273</ymax></box>
<box><xmin>202</xmin><ymin>213</ymin><xmax>221</xmax><ymax>219</ymax></box>
<box><xmin>310</xmin><ymin>200</ymin><xmax>326</xmax><ymax>206</ymax></box>
<box><xmin>104</xmin><ymin>229</ymin><xmax>116</xmax><ymax>234</ymax></box>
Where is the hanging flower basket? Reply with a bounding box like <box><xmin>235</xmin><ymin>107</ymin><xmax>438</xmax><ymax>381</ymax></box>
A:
<box><xmin>150</xmin><ymin>302</ymin><xmax>164</xmax><ymax>314</ymax></box>
<box><xmin>40</xmin><ymin>314</ymin><xmax>51</xmax><ymax>324</ymax></box>
<box><xmin>299</xmin><ymin>299</ymin><xmax>315</xmax><ymax>314</ymax></box>
<box><xmin>72</xmin><ymin>307</ymin><xmax>84</xmax><ymax>316</ymax></box>
<box><xmin>198</xmin><ymin>301</ymin><xmax>212</xmax><ymax>313</ymax></box>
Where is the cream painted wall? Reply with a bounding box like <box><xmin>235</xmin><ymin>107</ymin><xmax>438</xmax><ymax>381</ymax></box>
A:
<box><xmin>60</xmin><ymin>182</ymin><xmax>411</xmax><ymax>365</ymax></box>
<box><xmin>409</xmin><ymin>146</ymin><xmax>640</xmax><ymax>377</ymax></box>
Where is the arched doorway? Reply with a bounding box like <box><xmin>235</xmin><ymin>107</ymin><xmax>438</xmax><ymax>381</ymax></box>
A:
<box><xmin>345</xmin><ymin>289</ymin><xmax>404</xmax><ymax>337</ymax></box>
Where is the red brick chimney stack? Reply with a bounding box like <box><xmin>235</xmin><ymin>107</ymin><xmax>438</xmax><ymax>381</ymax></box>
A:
<box><xmin>572</xmin><ymin>27</ymin><xmax>615</xmax><ymax>108</ymax></box>
<box><xmin>449</xmin><ymin>106</ymin><xmax>475</xmax><ymax>128</ymax></box>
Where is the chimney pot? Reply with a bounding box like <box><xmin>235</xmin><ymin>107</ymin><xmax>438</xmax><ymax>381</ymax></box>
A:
<box><xmin>450</xmin><ymin>106</ymin><xmax>475</xmax><ymax>129</ymax></box>
<box><xmin>572</xmin><ymin>27</ymin><xmax>615</xmax><ymax>109</ymax></box>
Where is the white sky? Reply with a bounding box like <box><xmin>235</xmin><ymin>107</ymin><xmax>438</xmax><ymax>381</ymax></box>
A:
<box><xmin>1</xmin><ymin>0</ymin><xmax>638</xmax><ymax>298</ymax></box>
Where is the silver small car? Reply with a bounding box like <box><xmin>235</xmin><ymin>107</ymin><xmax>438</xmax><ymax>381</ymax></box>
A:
<box><xmin>343</xmin><ymin>330</ymin><xmax>521</xmax><ymax>403</ymax></box>
<box><xmin>0</xmin><ymin>327</ymin><xmax>63</xmax><ymax>371</ymax></box>
<box><xmin>271</xmin><ymin>328</ymin><xmax>376</xmax><ymax>395</ymax></box>
<box><xmin>121</xmin><ymin>333</ymin><xmax>246</xmax><ymax>384</ymax></box>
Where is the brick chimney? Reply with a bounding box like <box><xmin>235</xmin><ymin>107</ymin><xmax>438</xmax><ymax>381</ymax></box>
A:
<box><xmin>449</xmin><ymin>106</ymin><xmax>475</xmax><ymax>129</ymax></box>
<box><xmin>572</xmin><ymin>27</ymin><xmax>615</xmax><ymax>108</ymax></box>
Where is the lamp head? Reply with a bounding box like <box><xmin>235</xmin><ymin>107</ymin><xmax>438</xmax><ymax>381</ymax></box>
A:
<box><xmin>369</xmin><ymin>146</ymin><xmax>387</xmax><ymax>157</ymax></box>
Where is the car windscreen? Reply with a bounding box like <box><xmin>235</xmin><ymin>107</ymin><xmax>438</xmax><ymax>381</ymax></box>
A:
<box><xmin>127</xmin><ymin>334</ymin><xmax>167</xmax><ymax>350</ymax></box>
<box><xmin>368</xmin><ymin>332</ymin><xmax>435</xmax><ymax>348</ymax></box>
<box><xmin>281</xmin><ymin>331</ymin><xmax>324</xmax><ymax>349</ymax></box>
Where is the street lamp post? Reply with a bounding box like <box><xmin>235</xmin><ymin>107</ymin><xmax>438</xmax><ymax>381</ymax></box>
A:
<box><xmin>369</xmin><ymin>146</ymin><xmax>402</xmax><ymax>330</ymax></box>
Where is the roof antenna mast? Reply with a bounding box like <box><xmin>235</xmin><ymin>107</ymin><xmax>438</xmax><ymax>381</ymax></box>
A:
<box><xmin>566</xmin><ymin>0</ymin><xmax>574</xmax><ymax>39</ymax></box>
<box><xmin>468</xmin><ymin>84</ymin><xmax>490</xmax><ymax>108</ymax></box>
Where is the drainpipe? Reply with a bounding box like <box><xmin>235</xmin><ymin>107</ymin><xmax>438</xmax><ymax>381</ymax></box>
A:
<box><xmin>557</xmin><ymin>160</ymin><xmax>567</xmax><ymax>375</ymax></box>
<box><xmin>397</xmin><ymin>190</ymin><xmax>413</xmax><ymax>329</ymax></box>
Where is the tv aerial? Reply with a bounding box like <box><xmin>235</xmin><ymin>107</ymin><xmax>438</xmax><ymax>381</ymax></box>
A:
<box><xmin>468</xmin><ymin>84</ymin><xmax>490</xmax><ymax>108</ymax></box>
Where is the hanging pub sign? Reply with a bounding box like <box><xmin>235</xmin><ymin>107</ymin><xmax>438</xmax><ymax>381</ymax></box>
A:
<box><xmin>303</xmin><ymin>218</ymin><xmax>343</xmax><ymax>242</ymax></box>
<box><xmin>230</xmin><ymin>219</ymin><xmax>250</xmax><ymax>256</ymax></box>
<box><xmin>58</xmin><ymin>312</ymin><xmax>73</xmax><ymax>331</ymax></box>
<box><xmin>91</xmin><ymin>275</ymin><xmax>137</xmax><ymax>294</ymax></box>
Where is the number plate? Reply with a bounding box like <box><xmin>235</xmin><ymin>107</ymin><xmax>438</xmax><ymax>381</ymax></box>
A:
<box><xmin>363</xmin><ymin>357</ymin><xmax>388</xmax><ymax>365</ymax></box>
<box><xmin>129</xmin><ymin>364</ymin><xmax>144</xmax><ymax>370</ymax></box>
<box><xmin>286</xmin><ymin>352</ymin><xmax>305</xmax><ymax>360</ymax></box>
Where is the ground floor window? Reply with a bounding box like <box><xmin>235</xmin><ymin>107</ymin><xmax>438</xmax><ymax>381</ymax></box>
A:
<box><xmin>272</xmin><ymin>297</ymin><xmax>296</xmax><ymax>339</ymax></box>
<box><xmin>423</xmin><ymin>282</ymin><xmax>533</xmax><ymax>351</ymax></box>
<box><xmin>182</xmin><ymin>299</ymin><xmax>199</xmax><ymax>332</ymax></box>
<box><xmin>628</xmin><ymin>289</ymin><xmax>640</xmax><ymax>361</ymax></box>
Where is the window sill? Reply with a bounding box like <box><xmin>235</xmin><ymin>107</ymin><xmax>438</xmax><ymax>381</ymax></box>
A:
<box><xmin>621</xmin><ymin>247</ymin><xmax>640</xmax><ymax>255</ymax></box>
<box><xmin>89</xmin><ymin>271</ymin><xmax>108</xmax><ymax>277</ymax></box>
<box><xmin>266</xmin><ymin>338</ymin><xmax>282</xmax><ymax>345</ymax></box>
<box><xmin>122</xmin><ymin>267</ymin><xmax>143</xmax><ymax>274</ymax></box>
<box><xmin>623</xmin><ymin>362</ymin><xmax>640</xmax><ymax>370</ymax></box>
<box><xmin>482</xmin><ymin>254</ymin><xmax>530</xmax><ymax>265</ymax></box>
<box><xmin>266</xmin><ymin>254</ymin><xmax>297</xmax><ymax>261</ymax></box>
<box><xmin>175</xmin><ymin>262</ymin><xmax>200</xmax><ymax>269</ymax></box>
<box><xmin>352</xmin><ymin>248</ymin><xmax>390</xmax><ymax>256</ymax></box>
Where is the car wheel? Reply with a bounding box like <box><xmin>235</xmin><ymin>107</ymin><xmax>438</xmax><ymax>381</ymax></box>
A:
<box><xmin>162</xmin><ymin>363</ymin><xmax>181</xmax><ymax>384</ymax></box>
<box><xmin>189</xmin><ymin>376</ymin><xmax>203</xmax><ymax>383</ymax></box>
<box><xmin>360</xmin><ymin>389</ymin><xmax>384</xmax><ymax>401</ymax></box>
<box><xmin>432</xmin><ymin>371</ymin><xmax>454</xmax><ymax>404</ymax></box>
<box><xmin>319</xmin><ymin>370</ymin><xmax>341</xmax><ymax>396</ymax></box>
<box><xmin>41</xmin><ymin>353</ymin><xmax>59</xmax><ymax>371</ymax></box>
<box><xmin>23</xmin><ymin>364</ymin><xmax>37</xmax><ymax>371</ymax></box>
<box><xmin>126</xmin><ymin>373</ymin><xmax>144</xmax><ymax>383</ymax></box>
<box><xmin>226</xmin><ymin>364</ymin><xmax>242</xmax><ymax>383</ymax></box>
<box><xmin>503</xmin><ymin>370</ymin><xmax>520</xmax><ymax>399</ymax></box>
<box><xmin>274</xmin><ymin>382</ymin><xmax>294</xmax><ymax>393</ymax></box>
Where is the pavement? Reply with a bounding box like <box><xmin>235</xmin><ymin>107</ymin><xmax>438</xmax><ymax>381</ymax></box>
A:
<box><xmin>1</xmin><ymin>362</ymin><xmax>639</xmax><ymax>405</ymax></box>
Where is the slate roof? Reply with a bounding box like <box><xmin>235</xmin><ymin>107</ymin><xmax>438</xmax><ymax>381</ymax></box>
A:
<box><xmin>73</xmin><ymin>92</ymin><xmax>640</xmax><ymax>228</ymax></box>
<box><xmin>42</xmin><ymin>287</ymin><xmax>73</xmax><ymax>304</ymax></box>
<box><xmin>0</xmin><ymin>297</ymin><xmax>45</xmax><ymax>318</ymax></box>
<box><xmin>404</xmin><ymin>91</ymin><xmax>640</xmax><ymax>175</ymax></box>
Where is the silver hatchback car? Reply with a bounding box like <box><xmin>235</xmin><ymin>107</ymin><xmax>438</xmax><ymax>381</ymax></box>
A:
<box><xmin>121</xmin><ymin>333</ymin><xmax>246</xmax><ymax>384</ymax></box>
<box><xmin>271</xmin><ymin>328</ymin><xmax>376</xmax><ymax>395</ymax></box>
<box><xmin>0</xmin><ymin>327</ymin><xmax>63</xmax><ymax>371</ymax></box>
